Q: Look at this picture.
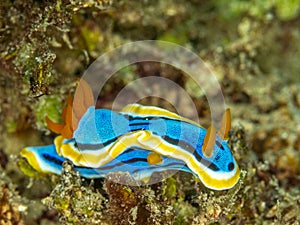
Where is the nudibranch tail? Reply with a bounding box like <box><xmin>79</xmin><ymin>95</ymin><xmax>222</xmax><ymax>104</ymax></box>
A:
<box><xmin>20</xmin><ymin>145</ymin><xmax>62</xmax><ymax>175</ymax></box>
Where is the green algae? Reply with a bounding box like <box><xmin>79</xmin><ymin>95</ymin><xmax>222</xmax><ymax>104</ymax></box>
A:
<box><xmin>162</xmin><ymin>177</ymin><xmax>177</xmax><ymax>199</ymax></box>
<box><xmin>18</xmin><ymin>158</ymin><xmax>45</xmax><ymax>179</ymax></box>
<box><xmin>215</xmin><ymin>0</ymin><xmax>300</xmax><ymax>21</ymax></box>
<box><xmin>33</xmin><ymin>95</ymin><xmax>64</xmax><ymax>131</ymax></box>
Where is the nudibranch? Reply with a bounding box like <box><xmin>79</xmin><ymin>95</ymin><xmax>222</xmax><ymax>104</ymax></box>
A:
<box><xmin>21</xmin><ymin>80</ymin><xmax>240</xmax><ymax>190</ymax></box>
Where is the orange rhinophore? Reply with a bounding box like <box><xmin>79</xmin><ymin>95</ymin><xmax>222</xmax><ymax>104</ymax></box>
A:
<box><xmin>202</xmin><ymin>108</ymin><xmax>231</xmax><ymax>158</ymax></box>
<box><xmin>202</xmin><ymin>125</ymin><xmax>216</xmax><ymax>158</ymax></box>
<box><xmin>218</xmin><ymin>108</ymin><xmax>231</xmax><ymax>140</ymax></box>
<box><xmin>46</xmin><ymin>79</ymin><xmax>95</xmax><ymax>139</ymax></box>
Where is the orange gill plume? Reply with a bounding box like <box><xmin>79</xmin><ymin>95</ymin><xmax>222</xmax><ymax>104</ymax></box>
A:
<box><xmin>46</xmin><ymin>79</ymin><xmax>95</xmax><ymax>139</ymax></box>
<box><xmin>201</xmin><ymin>108</ymin><xmax>231</xmax><ymax>158</ymax></box>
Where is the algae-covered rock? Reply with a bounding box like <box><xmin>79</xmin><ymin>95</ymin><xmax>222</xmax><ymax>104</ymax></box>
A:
<box><xmin>42</xmin><ymin>162</ymin><xmax>107</xmax><ymax>225</ymax></box>
<box><xmin>0</xmin><ymin>172</ymin><xmax>27</xmax><ymax>225</ymax></box>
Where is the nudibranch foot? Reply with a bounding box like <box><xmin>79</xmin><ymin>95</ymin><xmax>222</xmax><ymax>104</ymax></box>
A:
<box><xmin>20</xmin><ymin>142</ymin><xmax>193</xmax><ymax>182</ymax></box>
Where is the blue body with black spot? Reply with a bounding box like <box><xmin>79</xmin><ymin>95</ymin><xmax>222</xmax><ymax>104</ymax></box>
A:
<box><xmin>74</xmin><ymin>106</ymin><xmax>236</xmax><ymax>174</ymax></box>
<box><xmin>21</xmin><ymin>104</ymin><xmax>240</xmax><ymax>190</ymax></box>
